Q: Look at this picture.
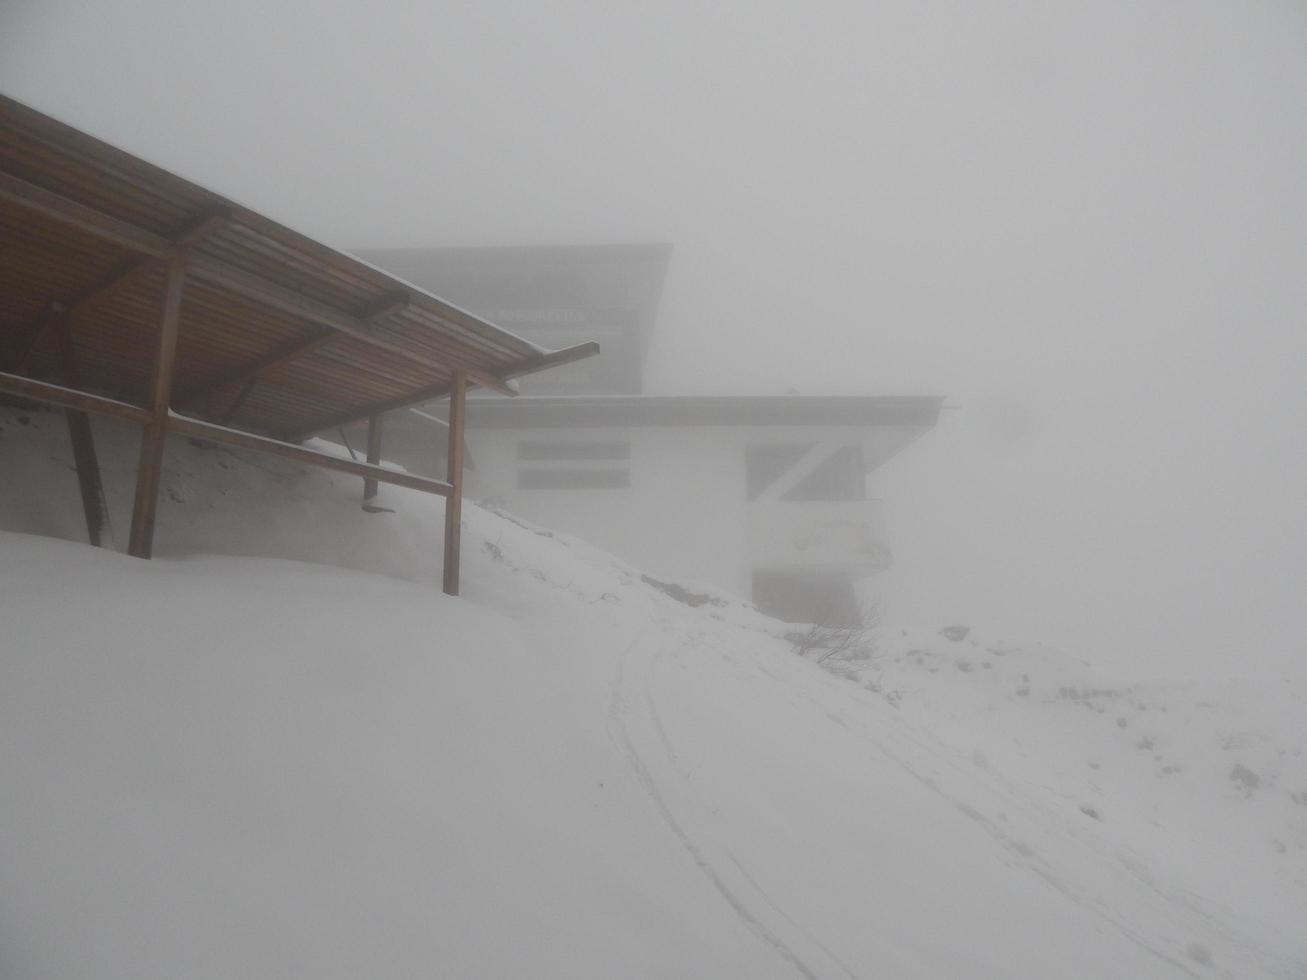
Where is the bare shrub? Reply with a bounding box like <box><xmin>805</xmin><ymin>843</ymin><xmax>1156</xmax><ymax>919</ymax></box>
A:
<box><xmin>788</xmin><ymin>603</ymin><xmax>882</xmax><ymax>666</ymax></box>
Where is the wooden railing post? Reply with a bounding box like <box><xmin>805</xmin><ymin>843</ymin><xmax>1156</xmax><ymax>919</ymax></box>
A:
<box><xmin>442</xmin><ymin>371</ymin><xmax>467</xmax><ymax>596</ymax></box>
<box><xmin>127</xmin><ymin>249</ymin><xmax>187</xmax><ymax>559</ymax></box>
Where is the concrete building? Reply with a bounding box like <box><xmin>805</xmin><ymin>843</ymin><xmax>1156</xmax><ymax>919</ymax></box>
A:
<box><xmin>348</xmin><ymin>245</ymin><xmax>942</xmax><ymax>624</ymax></box>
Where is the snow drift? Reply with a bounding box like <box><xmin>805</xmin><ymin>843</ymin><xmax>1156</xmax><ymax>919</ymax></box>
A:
<box><xmin>1</xmin><ymin>405</ymin><xmax>1303</xmax><ymax>979</ymax></box>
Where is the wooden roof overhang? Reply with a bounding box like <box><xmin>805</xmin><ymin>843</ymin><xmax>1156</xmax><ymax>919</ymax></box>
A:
<box><xmin>0</xmin><ymin>93</ymin><xmax>598</xmax><ymax>593</ymax></box>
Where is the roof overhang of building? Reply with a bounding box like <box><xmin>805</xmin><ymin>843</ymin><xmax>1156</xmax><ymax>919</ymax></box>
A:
<box><xmin>458</xmin><ymin>395</ymin><xmax>946</xmax><ymax>430</ymax></box>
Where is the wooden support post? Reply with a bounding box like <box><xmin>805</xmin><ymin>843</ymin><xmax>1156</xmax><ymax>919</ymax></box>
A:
<box><xmin>55</xmin><ymin>319</ymin><xmax>111</xmax><ymax>547</ymax></box>
<box><xmin>216</xmin><ymin>377</ymin><xmax>257</xmax><ymax>425</ymax></box>
<box><xmin>442</xmin><ymin>371</ymin><xmax>467</xmax><ymax>596</ymax></box>
<box><xmin>64</xmin><ymin>410</ymin><xmax>108</xmax><ymax>546</ymax></box>
<box><xmin>127</xmin><ymin>250</ymin><xmax>187</xmax><ymax>559</ymax></box>
<box><xmin>10</xmin><ymin>313</ymin><xmax>55</xmax><ymax>375</ymax></box>
<box><xmin>363</xmin><ymin>412</ymin><xmax>384</xmax><ymax>503</ymax></box>
<box><xmin>289</xmin><ymin>341</ymin><xmax>598</xmax><ymax>441</ymax></box>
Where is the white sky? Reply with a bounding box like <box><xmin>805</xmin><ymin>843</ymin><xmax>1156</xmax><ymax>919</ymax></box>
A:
<box><xmin>3</xmin><ymin>0</ymin><xmax>1305</xmax><ymax>674</ymax></box>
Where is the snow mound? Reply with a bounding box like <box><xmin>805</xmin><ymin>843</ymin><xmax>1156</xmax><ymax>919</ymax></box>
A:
<box><xmin>2</xmin><ymin>404</ymin><xmax>1304</xmax><ymax>979</ymax></box>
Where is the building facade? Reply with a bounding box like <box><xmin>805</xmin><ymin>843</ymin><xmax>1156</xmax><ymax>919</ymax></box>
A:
<box><xmin>350</xmin><ymin>246</ymin><xmax>942</xmax><ymax>625</ymax></box>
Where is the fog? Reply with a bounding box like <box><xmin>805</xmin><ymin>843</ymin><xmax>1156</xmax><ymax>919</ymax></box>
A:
<box><xmin>5</xmin><ymin>0</ymin><xmax>1305</xmax><ymax>676</ymax></box>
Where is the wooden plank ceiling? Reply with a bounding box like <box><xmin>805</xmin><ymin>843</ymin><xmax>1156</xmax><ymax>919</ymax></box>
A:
<box><xmin>0</xmin><ymin>94</ymin><xmax>598</xmax><ymax>441</ymax></box>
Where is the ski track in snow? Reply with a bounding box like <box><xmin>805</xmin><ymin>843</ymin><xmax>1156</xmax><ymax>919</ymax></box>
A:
<box><xmin>607</xmin><ymin>592</ymin><xmax>1305</xmax><ymax>980</ymax></box>
<box><xmin>606</xmin><ymin>606</ymin><xmax>866</xmax><ymax>980</ymax></box>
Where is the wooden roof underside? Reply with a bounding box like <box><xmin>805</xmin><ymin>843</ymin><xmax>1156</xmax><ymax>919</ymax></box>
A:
<box><xmin>0</xmin><ymin>94</ymin><xmax>598</xmax><ymax>441</ymax></box>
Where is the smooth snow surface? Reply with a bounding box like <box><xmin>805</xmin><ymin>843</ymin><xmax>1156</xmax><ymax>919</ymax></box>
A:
<box><xmin>1</xmin><ymin>406</ymin><xmax>1304</xmax><ymax>979</ymax></box>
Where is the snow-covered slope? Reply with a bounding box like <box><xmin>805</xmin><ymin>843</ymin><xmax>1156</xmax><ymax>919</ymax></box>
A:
<box><xmin>829</xmin><ymin>630</ymin><xmax>1305</xmax><ymax>903</ymax></box>
<box><xmin>1</xmin><ymin>404</ymin><xmax>1304</xmax><ymax>979</ymax></box>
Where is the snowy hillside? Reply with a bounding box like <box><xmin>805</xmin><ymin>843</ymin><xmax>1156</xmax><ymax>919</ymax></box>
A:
<box><xmin>1</xmin><ymin>403</ymin><xmax>1304</xmax><ymax>980</ymax></box>
<box><xmin>809</xmin><ymin>626</ymin><xmax>1307</xmax><ymax>962</ymax></box>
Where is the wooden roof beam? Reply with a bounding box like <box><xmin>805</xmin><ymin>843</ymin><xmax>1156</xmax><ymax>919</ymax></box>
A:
<box><xmin>288</xmin><ymin>341</ymin><xmax>599</xmax><ymax>441</ymax></box>
<box><xmin>62</xmin><ymin>209</ymin><xmax>230</xmax><ymax>319</ymax></box>
<box><xmin>175</xmin><ymin>292</ymin><xmax>411</xmax><ymax>409</ymax></box>
<box><xmin>186</xmin><ymin>255</ymin><xmax>518</xmax><ymax>395</ymax></box>
<box><xmin>359</xmin><ymin>293</ymin><xmax>411</xmax><ymax>321</ymax></box>
<box><xmin>0</xmin><ymin>170</ymin><xmax>173</xmax><ymax>256</ymax></box>
<box><xmin>7</xmin><ymin>208</ymin><xmax>231</xmax><ymax>375</ymax></box>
